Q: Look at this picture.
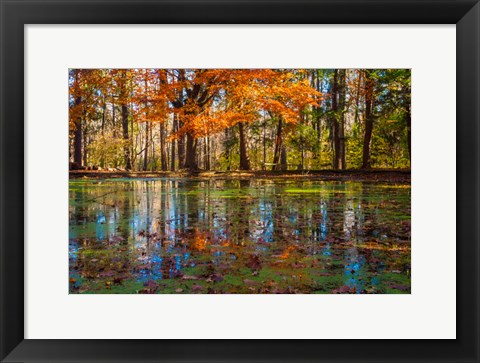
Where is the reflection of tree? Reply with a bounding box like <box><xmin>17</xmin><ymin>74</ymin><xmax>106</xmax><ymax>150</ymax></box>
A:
<box><xmin>342</xmin><ymin>185</ymin><xmax>364</xmax><ymax>293</ymax></box>
<box><xmin>272</xmin><ymin>182</ymin><xmax>286</xmax><ymax>249</ymax></box>
<box><xmin>70</xmin><ymin>179</ymin><xmax>410</xmax><ymax>293</ymax></box>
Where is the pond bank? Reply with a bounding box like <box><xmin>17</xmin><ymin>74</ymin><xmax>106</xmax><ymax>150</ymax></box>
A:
<box><xmin>69</xmin><ymin>169</ymin><xmax>410</xmax><ymax>183</ymax></box>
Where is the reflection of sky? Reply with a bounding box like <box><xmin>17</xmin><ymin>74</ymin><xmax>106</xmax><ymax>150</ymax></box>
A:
<box><xmin>343</xmin><ymin>199</ymin><xmax>355</xmax><ymax>240</ymax></box>
<box><xmin>344</xmin><ymin>251</ymin><xmax>366</xmax><ymax>293</ymax></box>
<box><xmin>258</xmin><ymin>199</ymin><xmax>274</xmax><ymax>243</ymax></box>
<box><xmin>320</xmin><ymin>202</ymin><xmax>328</xmax><ymax>241</ymax></box>
<box><xmin>137</xmin><ymin>251</ymin><xmax>163</xmax><ymax>282</ymax></box>
<box><xmin>69</xmin><ymin>240</ymin><xmax>79</xmax><ymax>263</ymax></box>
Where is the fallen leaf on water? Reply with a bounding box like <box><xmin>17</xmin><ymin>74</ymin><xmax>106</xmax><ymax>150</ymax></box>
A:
<box><xmin>332</xmin><ymin>285</ymin><xmax>354</xmax><ymax>294</ymax></box>
<box><xmin>192</xmin><ymin>284</ymin><xmax>203</xmax><ymax>292</ymax></box>
<box><xmin>182</xmin><ymin>275</ymin><xmax>199</xmax><ymax>280</ymax></box>
<box><xmin>389</xmin><ymin>284</ymin><xmax>409</xmax><ymax>291</ymax></box>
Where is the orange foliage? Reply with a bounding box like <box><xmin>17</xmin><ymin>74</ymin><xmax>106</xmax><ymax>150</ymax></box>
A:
<box><xmin>190</xmin><ymin>229</ymin><xmax>209</xmax><ymax>251</ymax></box>
<box><xmin>69</xmin><ymin>68</ymin><xmax>322</xmax><ymax>139</ymax></box>
<box><xmin>172</xmin><ymin>69</ymin><xmax>321</xmax><ymax>138</ymax></box>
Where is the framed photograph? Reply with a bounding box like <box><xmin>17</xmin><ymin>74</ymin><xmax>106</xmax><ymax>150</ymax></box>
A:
<box><xmin>1</xmin><ymin>0</ymin><xmax>478</xmax><ymax>362</ymax></box>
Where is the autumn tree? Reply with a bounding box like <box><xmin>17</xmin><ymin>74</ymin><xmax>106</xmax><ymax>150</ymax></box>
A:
<box><xmin>69</xmin><ymin>69</ymin><xmax>104</xmax><ymax>168</ymax></box>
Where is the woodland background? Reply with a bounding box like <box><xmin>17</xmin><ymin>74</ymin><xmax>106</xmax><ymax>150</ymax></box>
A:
<box><xmin>69</xmin><ymin>69</ymin><xmax>411</xmax><ymax>172</ymax></box>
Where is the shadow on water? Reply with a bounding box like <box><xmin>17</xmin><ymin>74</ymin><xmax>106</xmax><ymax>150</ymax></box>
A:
<box><xmin>69</xmin><ymin>178</ymin><xmax>411</xmax><ymax>294</ymax></box>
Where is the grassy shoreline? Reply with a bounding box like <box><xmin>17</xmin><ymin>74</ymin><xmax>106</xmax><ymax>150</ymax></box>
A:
<box><xmin>69</xmin><ymin>169</ymin><xmax>410</xmax><ymax>183</ymax></box>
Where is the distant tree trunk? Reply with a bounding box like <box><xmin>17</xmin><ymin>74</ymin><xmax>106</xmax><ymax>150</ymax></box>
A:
<box><xmin>224</xmin><ymin>128</ymin><xmax>231</xmax><ymax>171</ymax></box>
<box><xmin>112</xmin><ymin>98</ymin><xmax>116</xmax><ymax>139</ymax></box>
<box><xmin>272</xmin><ymin>116</ymin><xmax>283</xmax><ymax>171</ymax></box>
<box><xmin>170</xmin><ymin>114</ymin><xmax>177</xmax><ymax>171</ymax></box>
<box><xmin>332</xmin><ymin>70</ymin><xmax>340</xmax><ymax>169</ymax></box>
<box><xmin>263</xmin><ymin>118</ymin><xmax>267</xmax><ymax>168</ymax></box>
<box><xmin>204</xmin><ymin>136</ymin><xmax>211</xmax><ymax>170</ymax></box>
<box><xmin>178</xmin><ymin>132</ymin><xmax>185</xmax><ymax>168</ymax></box>
<box><xmin>122</xmin><ymin>103</ymin><xmax>131</xmax><ymax>170</ymax></box>
<box><xmin>83</xmin><ymin>129</ymin><xmax>88</xmax><ymax>166</ymax></box>
<box><xmin>143</xmin><ymin>76</ymin><xmax>149</xmax><ymax>171</ymax></box>
<box><xmin>151</xmin><ymin>124</ymin><xmax>156</xmax><ymax>170</ymax></box>
<box><xmin>300</xmin><ymin>146</ymin><xmax>304</xmax><ymax>170</ymax></box>
<box><xmin>160</xmin><ymin>122</ymin><xmax>167</xmax><ymax>171</ymax></box>
<box><xmin>101</xmin><ymin>98</ymin><xmax>106</xmax><ymax>136</ymax></box>
<box><xmin>207</xmin><ymin>137</ymin><xmax>211</xmax><ymax>170</ymax></box>
<box><xmin>197</xmin><ymin>137</ymin><xmax>202</xmax><ymax>169</ymax></box>
<box><xmin>238</xmin><ymin>122</ymin><xmax>251</xmax><ymax>170</ymax></box>
<box><xmin>362</xmin><ymin>70</ymin><xmax>374</xmax><ymax>169</ymax></box>
<box><xmin>310</xmin><ymin>70</ymin><xmax>321</xmax><ymax>165</ymax></box>
<box><xmin>156</xmin><ymin>70</ymin><xmax>168</xmax><ymax>172</ymax></box>
<box><xmin>143</xmin><ymin>122</ymin><xmax>149</xmax><ymax>171</ymax></box>
<box><xmin>337</xmin><ymin>69</ymin><xmax>346</xmax><ymax>170</ymax></box>
<box><xmin>405</xmin><ymin>100</ymin><xmax>411</xmax><ymax>162</ymax></box>
<box><xmin>120</xmin><ymin>71</ymin><xmax>131</xmax><ymax>170</ymax></box>
<box><xmin>280</xmin><ymin>145</ymin><xmax>287</xmax><ymax>171</ymax></box>
<box><xmin>99</xmin><ymin>99</ymin><xmax>106</xmax><ymax>165</ymax></box>
<box><xmin>100</xmin><ymin>99</ymin><xmax>106</xmax><ymax>166</ymax></box>
<box><xmin>210</xmin><ymin>137</ymin><xmax>215</xmax><ymax>169</ymax></box>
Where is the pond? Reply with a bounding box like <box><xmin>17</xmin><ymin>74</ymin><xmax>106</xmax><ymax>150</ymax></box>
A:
<box><xmin>69</xmin><ymin>178</ymin><xmax>411</xmax><ymax>294</ymax></box>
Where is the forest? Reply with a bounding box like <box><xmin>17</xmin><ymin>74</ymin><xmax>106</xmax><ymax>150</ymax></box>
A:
<box><xmin>68</xmin><ymin>69</ymin><xmax>411</xmax><ymax>172</ymax></box>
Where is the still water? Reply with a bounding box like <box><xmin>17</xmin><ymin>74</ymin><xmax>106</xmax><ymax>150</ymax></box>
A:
<box><xmin>69</xmin><ymin>178</ymin><xmax>411</xmax><ymax>294</ymax></box>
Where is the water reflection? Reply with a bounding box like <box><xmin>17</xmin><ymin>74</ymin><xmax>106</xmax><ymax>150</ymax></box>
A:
<box><xmin>69</xmin><ymin>178</ymin><xmax>411</xmax><ymax>294</ymax></box>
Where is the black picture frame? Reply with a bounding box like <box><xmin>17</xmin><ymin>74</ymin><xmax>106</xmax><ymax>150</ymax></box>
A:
<box><xmin>1</xmin><ymin>0</ymin><xmax>478</xmax><ymax>362</ymax></box>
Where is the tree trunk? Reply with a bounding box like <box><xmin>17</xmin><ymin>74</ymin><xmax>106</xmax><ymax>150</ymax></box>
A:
<box><xmin>331</xmin><ymin>69</ymin><xmax>346</xmax><ymax>170</ymax></box>
<box><xmin>73</xmin><ymin>71</ymin><xmax>83</xmax><ymax>167</ymax></box>
<box><xmin>362</xmin><ymin>70</ymin><xmax>374</xmax><ymax>169</ymax></box>
<box><xmin>184</xmin><ymin>132</ymin><xmax>198</xmax><ymax>170</ymax></box>
<box><xmin>83</xmin><ymin>130</ymin><xmax>88</xmax><ymax>167</ymax></box>
<box><xmin>238</xmin><ymin>122</ymin><xmax>251</xmax><ymax>170</ymax></box>
<box><xmin>263</xmin><ymin>118</ymin><xmax>267</xmax><ymax>168</ymax></box>
<box><xmin>354</xmin><ymin>71</ymin><xmax>363</xmax><ymax>126</ymax></box>
<box><xmin>73</xmin><ymin>119</ymin><xmax>83</xmax><ymax>167</ymax></box>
